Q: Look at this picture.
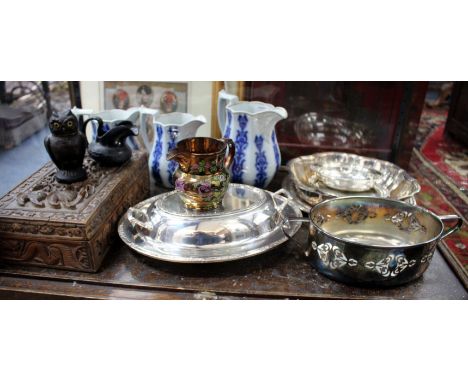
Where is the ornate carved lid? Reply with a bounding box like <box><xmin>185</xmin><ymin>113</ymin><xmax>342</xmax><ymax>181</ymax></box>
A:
<box><xmin>0</xmin><ymin>152</ymin><xmax>146</xmax><ymax>229</ymax></box>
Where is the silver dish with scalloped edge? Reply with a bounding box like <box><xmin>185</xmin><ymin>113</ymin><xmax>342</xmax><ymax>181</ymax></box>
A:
<box><xmin>282</xmin><ymin>175</ymin><xmax>418</xmax><ymax>213</ymax></box>
<box><xmin>118</xmin><ymin>183</ymin><xmax>302</xmax><ymax>263</ymax></box>
<box><xmin>288</xmin><ymin>152</ymin><xmax>421</xmax><ymax>200</ymax></box>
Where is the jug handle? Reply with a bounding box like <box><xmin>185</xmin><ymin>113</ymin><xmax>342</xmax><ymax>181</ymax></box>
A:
<box><xmin>222</xmin><ymin>138</ymin><xmax>235</xmax><ymax>169</ymax></box>
<box><xmin>82</xmin><ymin>117</ymin><xmax>103</xmax><ymax>140</ymax></box>
<box><xmin>167</xmin><ymin>148</ymin><xmax>183</xmax><ymax>162</ymax></box>
<box><xmin>217</xmin><ymin>90</ymin><xmax>238</xmax><ymax>136</ymax></box>
<box><xmin>138</xmin><ymin>107</ymin><xmax>160</xmax><ymax>152</ymax></box>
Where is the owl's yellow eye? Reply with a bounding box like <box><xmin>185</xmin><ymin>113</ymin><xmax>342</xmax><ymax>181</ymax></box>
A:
<box><xmin>53</xmin><ymin>122</ymin><xmax>60</xmax><ymax>129</ymax></box>
<box><xmin>67</xmin><ymin>121</ymin><xmax>74</xmax><ymax>128</ymax></box>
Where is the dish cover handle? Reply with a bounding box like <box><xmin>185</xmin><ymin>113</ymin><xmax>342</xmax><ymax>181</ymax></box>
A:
<box><xmin>274</xmin><ymin>188</ymin><xmax>309</xmax><ymax>215</ymax></box>
<box><xmin>127</xmin><ymin>207</ymin><xmax>153</xmax><ymax>233</ymax></box>
<box><xmin>273</xmin><ymin>189</ymin><xmax>310</xmax><ymax>253</ymax></box>
<box><xmin>281</xmin><ymin>215</ymin><xmax>309</xmax><ymax>254</ymax></box>
<box><xmin>439</xmin><ymin>215</ymin><xmax>463</xmax><ymax>240</ymax></box>
<box><xmin>272</xmin><ymin>188</ymin><xmax>294</xmax><ymax>215</ymax></box>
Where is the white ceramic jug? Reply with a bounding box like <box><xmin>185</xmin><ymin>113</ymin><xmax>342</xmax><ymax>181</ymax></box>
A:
<box><xmin>217</xmin><ymin>90</ymin><xmax>287</xmax><ymax>188</ymax></box>
<box><xmin>139</xmin><ymin>111</ymin><xmax>207</xmax><ymax>188</ymax></box>
<box><xmin>71</xmin><ymin>107</ymin><xmax>142</xmax><ymax>149</ymax></box>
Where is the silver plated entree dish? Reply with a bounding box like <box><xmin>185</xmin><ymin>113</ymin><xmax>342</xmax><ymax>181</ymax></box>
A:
<box><xmin>288</xmin><ymin>152</ymin><xmax>420</xmax><ymax>200</ymax></box>
<box><xmin>118</xmin><ymin>183</ymin><xmax>303</xmax><ymax>263</ymax></box>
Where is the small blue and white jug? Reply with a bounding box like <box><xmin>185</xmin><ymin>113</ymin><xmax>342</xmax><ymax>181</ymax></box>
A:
<box><xmin>217</xmin><ymin>90</ymin><xmax>287</xmax><ymax>188</ymax></box>
<box><xmin>71</xmin><ymin>106</ymin><xmax>142</xmax><ymax>150</ymax></box>
<box><xmin>140</xmin><ymin>111</ymin><xmax>206</xmax><ymax>188</ymax></box>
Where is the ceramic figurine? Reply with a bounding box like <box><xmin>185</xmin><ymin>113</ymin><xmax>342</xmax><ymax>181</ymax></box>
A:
<box><xmin>167</xmin><ymin>137</ymin><xmax>235</xmax><ymax>210</ymax></box>
<box><xmin>217</xmin><ymin>89</ymin><xmax>287</xmax><ymax>188</ymax></box>
<box><xmin>44</xmin><ymin>110</ymin><xmax>88</xmax><ymax>184</ymax></box>
<box><xmin>85</xmin><ymin>118</ymin><xmax>139</xmax><ymax>166</ymax></box>
<box><xmin>139</xmin><ymin>110</ymin><xmax>207</xmax><ymax>188</ymax></box>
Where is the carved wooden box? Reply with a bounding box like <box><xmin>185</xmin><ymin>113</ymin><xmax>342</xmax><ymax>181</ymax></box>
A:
<box><xmin>0</xmin><ymin>151</ymin><xmax>149</xmax><ymax>272</ymax></box>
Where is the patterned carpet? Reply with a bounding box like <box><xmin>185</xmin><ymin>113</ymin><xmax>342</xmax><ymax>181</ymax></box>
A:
<box><xmin>414</xmin><ymin>107</ymin><xmax>449</xmax><ymax>148</ymax></box>
<box><xmin>420</xmin><ymin>122</ymin><xmax>468</xmax><ymax>191</ymax></box>
<box><xmin>409</xmin><ymin>107</ymin><xmax>468</xmax><ymax>289</ymax></box>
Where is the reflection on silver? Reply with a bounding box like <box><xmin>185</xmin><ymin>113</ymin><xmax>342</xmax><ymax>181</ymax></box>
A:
<box><xmin>288</xmin><ymin>152</ymin><xmax>420</xmax><ymax>200</ymax></box>
<box><xmin>317</xmin><ymin>165</ymin><xmax>375</xmax><ymax>192</ymax></box>
<box><xmin>281</xmin><ymin>175</ymin><xmax>417</xmax><ymax>212</ymax></box>
<box><xmin>384</xmin><ymin>211</ymin><xmax>427</xmax><ymax>233</ymax></box>
<box><xmin>118</xmin><ymin>183</ymin><xmax>302</xmax><ymax>263</ymax></box>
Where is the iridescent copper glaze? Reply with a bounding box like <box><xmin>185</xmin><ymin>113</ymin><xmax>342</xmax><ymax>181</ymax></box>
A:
<box><xmin>167</xmin><ymin>137</ymin><xmax>235</xmax><ymax>209</ymax></box>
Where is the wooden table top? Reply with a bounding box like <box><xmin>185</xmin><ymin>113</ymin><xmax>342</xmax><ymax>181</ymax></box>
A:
<box><xmin>0</xmin><ymin>170</ymin><xmax>466</xmax><ymax>300</ymax></box>
<box><xmin>1</xmin><ymin>224</ymin><xmax>466</xmax><ymax>300</ymax></box>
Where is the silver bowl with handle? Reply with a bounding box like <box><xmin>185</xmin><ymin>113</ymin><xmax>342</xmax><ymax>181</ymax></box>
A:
<box><xmin>288</xmin><ymin>196</ymin><xmax>463</xmax><ymax>287</ymax></box>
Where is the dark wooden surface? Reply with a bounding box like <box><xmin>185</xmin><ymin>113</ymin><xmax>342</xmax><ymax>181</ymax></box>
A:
<box><xmin>0</xmin><ymin>170</ymin><xmax>466</xmax><ymax>300</ymax></box>
<box><xmin>0</xmin><ymin>233</ymin><xmax>466</xmax><ymax>299</ymax></box>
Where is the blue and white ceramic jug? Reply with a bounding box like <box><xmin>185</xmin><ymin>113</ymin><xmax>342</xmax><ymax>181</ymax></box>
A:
<box><xmin>217</xmin><ymin>90</ymin><xmax>287</xmax><ymax>188</ymax></box>
<box><xmin>140</xmin><ymin>111</ymin><xmax>206</xmax><ymax>188</ymax></box>
<box><xmin>71</xmin><ymin>106</ymin><xmax>142</xmax><ymax>149</ymax></box>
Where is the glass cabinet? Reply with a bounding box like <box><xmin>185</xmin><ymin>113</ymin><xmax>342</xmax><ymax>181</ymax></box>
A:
<box><xmin>241</xmin><ymin>81</ymin><xmax>427</xmax><ymax>169</ymax></box>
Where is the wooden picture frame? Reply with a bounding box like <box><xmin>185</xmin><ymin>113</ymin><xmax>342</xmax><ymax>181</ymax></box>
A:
<box><xmin>79</xmin><ymin>82</ymin><xmax>213</xmax><ymax>137</ymax></box>
<box><xmin>101</xmin><ymin>81</ymin><xmax>190</xmax><ymax>112</ymax></box>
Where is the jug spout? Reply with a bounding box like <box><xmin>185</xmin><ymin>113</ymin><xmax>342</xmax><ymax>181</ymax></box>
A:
<box><xmin>99</xmin><ymin>122</ymin><xmax>138</xmax><ymax>146</ymax></box>
<box><xmin>182</xmin><ymin>115</ymin><xmax>206</xmax><ymax>137</ymax></box>
<box><xmin>155</xmin><ymin>113</ymin><xmax>207</xmax><ymax>141</ymax></box>
<box><xmin>124</xmin><ymin>108</ymin><xmax>142</xmax><ymax>124</ymax></box>
<box><xmin>263</xmin><ymin>107</ymin><xmax>288</xmax><ymax>126</ymax></box>
<box><xmin>166</xmin><ymin>148</ymin><xmax>185</xmax><ymax>163</ymax></box>
<box><xmin>167</xmin><ymin>148</ymin><xmax>191</xmax><ymax>172</ymax></box>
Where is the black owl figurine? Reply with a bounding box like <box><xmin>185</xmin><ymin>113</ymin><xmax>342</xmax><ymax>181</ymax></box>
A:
<box><xmin>44</xmin><ymin>110</ymin><xmax>88</xmax><ymax>184</ymax></box>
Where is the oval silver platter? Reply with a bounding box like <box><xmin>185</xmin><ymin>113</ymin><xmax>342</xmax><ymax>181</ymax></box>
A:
<box><xmin>287</xmin><ymin>152</ymin><xmax>421</xmax><ymax>200</ymax></box>
<box><xmin>118</xmin><ymin>183</ymin><xmax>303</xmax><ymax>263</ymax></box>
<box><xmin>282</xmin><ymin>175</ymin><xmax>417</xmax><ymax>213</ymax></box>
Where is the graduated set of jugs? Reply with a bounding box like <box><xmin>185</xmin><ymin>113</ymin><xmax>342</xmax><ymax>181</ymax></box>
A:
<box><xmin>73</xmin><ymin>90</ymin><xmax>287</xmax><ymax>210</ymax></box>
